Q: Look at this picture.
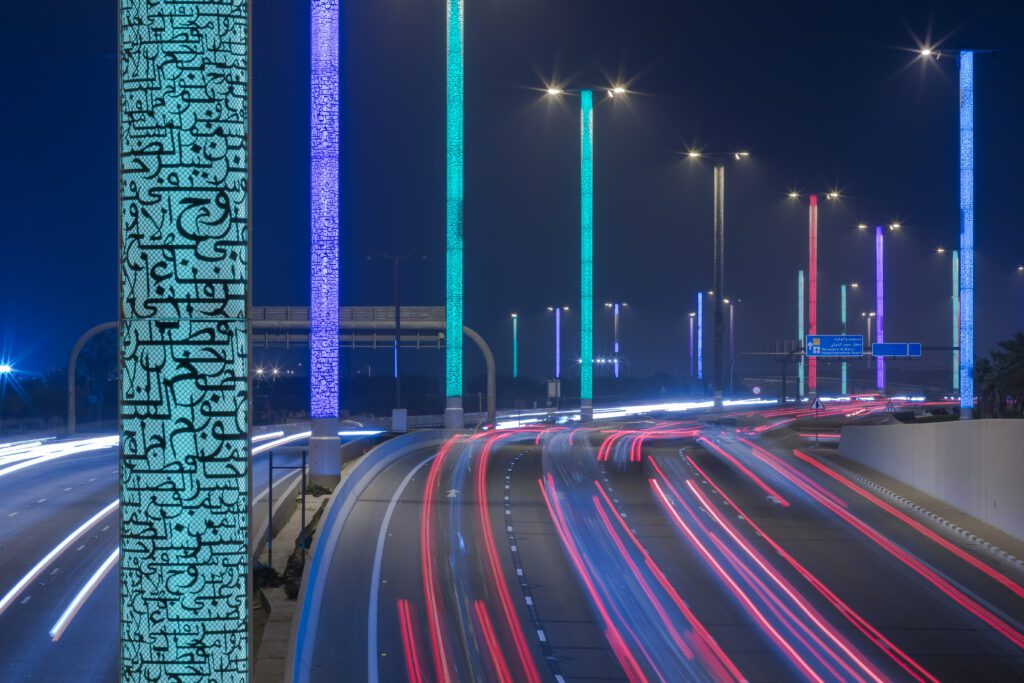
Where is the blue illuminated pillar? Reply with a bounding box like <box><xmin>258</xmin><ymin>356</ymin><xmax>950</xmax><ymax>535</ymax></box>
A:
<box><xmin>798</xmin><ymin>270</ymin><xmax>805</xmax><ymax>398</ymax></box>
<box><xmin>120</xmin><ymin>0</ymin><xmax>250</xmax><ymax>676</ymax></box>
<box><xmin>580</xmin><ymin>90</ymin><xmax>595</xmax><ymax>421</ymax></box>
<box><xmin>841</xmin><ymin>284</ymin><xmax>848</xmax><ymax>396</ymax></box>
<box><xmin>444</xmin><ymin>0</ymin><xmax>466</xmax><ymax>429</ymax></box>
<box><xmin>959</xmin><ymin>51</ymin><xmax>975</xmax><ymax>418</ymax></box>
<box><xmin>876</xmin><ymin>226</ymin><xmax>885</xmax><ymax>393</ymax></box>
<box><xmin>310</xmin><ymin>0</ymin><xmax>341</xmax><ymax>463</ymax></box>
<box><xmin>953</xmin><ymin>249</ymin><xmax>960</xmax><ymax>392</ymax></box>
<box><xmin>697</xmin><ymin>293</ymin><xmax>704</xmax><ymax>381</ymax></box>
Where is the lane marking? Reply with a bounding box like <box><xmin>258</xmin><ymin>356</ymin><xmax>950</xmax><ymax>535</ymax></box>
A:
<box><xmin>368</xmin><ymin>453</ymin><xmax>435</xmax><ymax>683</ymax></box>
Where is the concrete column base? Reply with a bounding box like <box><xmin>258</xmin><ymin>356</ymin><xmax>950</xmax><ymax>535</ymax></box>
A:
<box><xmin>960</xmin><ymin>406</ymin><xmax>974</xmax><ymax>420</ymax></box>
<box><xmin>308</xmin><ymin>417</ymin><xmax>341</xmax><ymax>488</ymax></box>
<box><xmin>444</xmin><ymin>397</ymin><xmax>464</xmax><ymax>431</ymax></box>
<box><xmin>580</xmin><ymin>399</ymin><xmax>594</xmax><ymax>423</ymax></box>
<box><xmin>713</xmin><ymin>391</ymin><xmax>724</xmax><ymax>409</ymax></box>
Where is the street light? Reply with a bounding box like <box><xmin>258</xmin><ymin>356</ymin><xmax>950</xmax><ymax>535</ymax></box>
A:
<box><xmin>547</xmin><ymin>84</ymin><xmax>627</xmax><ymax>421</ymax></box>
<box><xmin>367</xmin><ymin>250</ymin><xmax>428</xmax><ymax>409</ymax></box>
<box><xmin>0</xmin><ymin>364</ymin><xmax>11</xmax><ymax>375</ymax></box>
<box><xmin>604</xmin><ymin>301</ymin><xmax>628</xmax><ymax>378</ymax></box>
<box><xmin>688</xmin><ymin>150</ymin><xmax>750</xmax><ymax>406</ymax></box>
<box><xmin>788</xmin><ymin>188</ymin><xmax>842</xmax><ymax>396</ymax></box>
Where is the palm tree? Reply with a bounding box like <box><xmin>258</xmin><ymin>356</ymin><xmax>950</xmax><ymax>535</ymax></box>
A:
<box><xmin>991</xmin><ymin>332</ymin><xmax>1024</xmax><ymax>417</ymax></box>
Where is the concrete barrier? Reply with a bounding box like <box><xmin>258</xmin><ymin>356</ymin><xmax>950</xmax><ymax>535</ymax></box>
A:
<box><xmin>839</xmin><ymin>420</ymin><xmax>1024</xmax><ymax>542</ymax></box>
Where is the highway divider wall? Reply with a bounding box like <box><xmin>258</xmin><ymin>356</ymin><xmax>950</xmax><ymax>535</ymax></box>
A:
<box><xmin>839</xmin><ymin>420</ymin><xmax>1024</xmax><ymax>542</ymax></box>
<box><xmin>286</xmin><ymin>429</ymin><xmax>446</xmax><ymax>683</ymax></box>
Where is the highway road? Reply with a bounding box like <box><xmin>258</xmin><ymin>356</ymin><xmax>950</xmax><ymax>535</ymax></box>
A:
<box><xmin>0</xmin><ymin>430</ymin><xmax>310</xmax><ymax>682</ymax></box>
<box><xmin>302</xmin><ymin>401</ymin><xmax>1024</xmax><ymax>682</ymax></box>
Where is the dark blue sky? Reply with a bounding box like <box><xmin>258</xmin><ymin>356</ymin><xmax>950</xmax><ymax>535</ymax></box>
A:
<box><xmin>2</xmin><ymin>0</ymin><xmax>1023</xmax><ymax>381</ymax></box>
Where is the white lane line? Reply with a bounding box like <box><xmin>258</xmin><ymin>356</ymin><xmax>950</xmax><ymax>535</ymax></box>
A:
<box><xmin>75</xmin><ymin>546</ymin><xmax>85</xmax><ymax>552</ymax></box>
<box><xmin>64</xmin><ymin>488</ymin><xmax>72</xmax><ymax>492</ymax></box>
<box><xmin>0</xmin><ymin>499</ymin><xmax>119</xmax><ymax>617</ymax></box>
<box><xmin>19</xmin><ymin>596</ymin><xmax>30</xmax><ymax>605</ymax></box>
<box><xmin>37</xmin><ymin>499</ymin><xmax>46</xmax><ymax>504</ymax></box>
<box><xmin>368</xmin><ymin>453</ymin><xmax>435</xmax><ymax>683</ymax></box>
<box><xmin>101</xmin><ymin>525</ymin><xmax>110</xmax><ymax>532</ymax></box>
<box><xmin>49</xmin><ymin>548</ymin><xmax>119</xmax><ymax>641</ymax></box>
<box><xmin>8</xmin><ymin>512</ymin><xmax>16</xmax><ymax>517</ymax></box>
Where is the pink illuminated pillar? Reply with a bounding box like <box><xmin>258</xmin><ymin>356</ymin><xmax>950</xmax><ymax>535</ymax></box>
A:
<box><xmin>808</xmin><ymin>194</ymin><xmax>818</xmax><ymax>394</ymax></box>
<box><xmin>875</xmin><ymin>225</ymin><xmax>885</xmax><ymax>392</ymax></box>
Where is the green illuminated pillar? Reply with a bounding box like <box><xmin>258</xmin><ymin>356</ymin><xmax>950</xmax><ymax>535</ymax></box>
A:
<box><xmin>511</xmin><ymin>313</ymin><xmax>519</xmax><ymax>378</ymax></box>
<box><xmin>120</xmin><ymin>0</ymin><xmax>250</xmax><ymax>678</ymax></box>
<box><xmin>444</xmin><ymin>0</ymin><xmax>465</xmax><ymax>429</ymax></box>
<box><xmin>580</xmin><ymin>90</ymin><xmax>594</xmax><ymax>421</ymax></box>
<box><xmin>798</xmin><ymin>270</ymin><xmax>805</xmax><ymax>399</ymax></box>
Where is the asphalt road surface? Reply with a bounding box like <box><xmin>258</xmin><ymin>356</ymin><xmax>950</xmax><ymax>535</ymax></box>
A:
<box><xmin>306</xmin><ymin>403</ymin><xmax>1024</xmax><ymax>682</ymax></box>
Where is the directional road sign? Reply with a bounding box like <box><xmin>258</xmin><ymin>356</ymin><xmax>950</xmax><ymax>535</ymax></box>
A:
<box><xmin>805</xmin><ymin>335</ymin><xmax>864</xmax><ymax>358</ymax></box>
<box><xmin>872</xmin><ymin>342</ymin><xmax>922</xmax><ymax>358</ymax></box>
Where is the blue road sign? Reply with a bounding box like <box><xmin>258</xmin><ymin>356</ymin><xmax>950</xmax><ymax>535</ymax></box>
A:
<box><xmin>872</xmin><ymin>342</ymin><xmax>922</xmax><ymax>357</ymax></box>
<box><xmin>805</xmin><ymin>335</ymin><xmax>864</xmax><ymax>358</ymax></box>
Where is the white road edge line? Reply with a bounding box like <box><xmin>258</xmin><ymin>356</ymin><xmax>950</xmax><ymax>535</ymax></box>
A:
<box><xmin>0</xmin><ymin>499</ymin><xmax>119</xmax><ymax>616</ymax></box>
<box><xmin>49</xmin><ymin>547</ymin><xmax>120</xmax><ymax>641</ymax></box>
<box><xmin>367</xmin><ymin>453</ymin><xmax>435</xmax><ymax>683</ymax></box>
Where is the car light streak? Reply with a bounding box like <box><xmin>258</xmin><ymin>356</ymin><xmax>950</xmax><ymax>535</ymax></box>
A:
<box><xmin>684</xmin><ymin>455</ymin><xmax>938</xmax><ymax>682</ymax></box>
<box><xmin>725</xmin><ymin>440</ymin><xmax>1024</xmax><ymax>650</ymax></box>
<box><xmin>398</xmin><ymin>599</ymin><xmax>426</xmax><ymax>683</ymax></box>
<box><xmin>698</xmin><ymin>437</ymin><xmax>790</xmax><ymax>506</ymax></box>
<box><xmin>791</xmin><ymin>449</ymin><xmax>1024</xmax><ymax>603</ymax></box>
<box><xmin>474</xmin><ymin>600</ymin><xmax>515</xmax><ymax>683</ymax></box>
<box><xmin>49</xmin><ymin>547</ymin><xmax>120</xmax><ymax>641</ymax></box>
<box><xmin>0</xmin><ymin>435</ymin><xmax>119</xmax><ymax>479</ymax></box>
<box><xmin>650</xmin><ymin>478</ymin><xmax>826</xmax><ymax>682</ymax></box>
<box><xmin>251</xmin><ymin>430</ymin><xmax>285</xmax><ymax>443</ymax></box>
<box><xmin>0</xmin><ymin>499</ymin><xmax>119</xmax><ymax>616</ymax></box>
<box><xmin>538</xmin><ymin>475</ymin><xmax>652</xmax><ymax>681</ymax></box>
<box><xmin>420</xmin><ymin>436</ymin><xmax>462</xmax><ymax>682</ymax></box>
<box><xmin>252</xmin><ymin>431</ymin><xmax>313</xmax><ymax>455</ymax></box>
<box><xmin>476</xmin><ymin>435</ymin><xmax>542</xmax><ymax>683</ymax></box>
<box><xmin>735</xmin><ymin>437</ymin><xmax>848</xmax><ymax>510</ymax></box>
<box><xmin>592</xmin><ymin>482</ymin><xmax>744</xmax><ymax>682</ymax></box>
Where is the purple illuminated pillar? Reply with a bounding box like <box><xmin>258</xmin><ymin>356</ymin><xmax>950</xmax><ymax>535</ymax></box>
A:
<box><xmin>555</xmin><ymin>307</ymin><xmax>561</xmax><ymax>379</ymax></box>
<box><xmin>309</xmin><ymin>0</ymin><xmax>340</xmax><ymax>471</ymax></box>
<box><xmin>875</xmin><ymin>225</ymin><xmax>885</xmax><ymax>392</ymax></box>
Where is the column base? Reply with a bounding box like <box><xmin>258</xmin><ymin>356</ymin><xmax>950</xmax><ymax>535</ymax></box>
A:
<box><xmin>713</xmin><ymin>391</ymin><xmax>724</xmax><ymax>409</ymax></box>
<box><xmin>960</xmin><ymin>405</ymin><xmax>974</xmax><ymax>420</ymax></box>
<box><xmin>444</xmin><ymin>397</ymin><xmax>464</xmax><ymax>431</ymax></box>
<box><xmin>308</xmin><ymin>417</ymin><xmax>341</xmax><ymax>488</ymax></box>
<box><xmin>580</xmin><ymin>399</ymin><xmax>594</xmax><ymax>423</ymax></box>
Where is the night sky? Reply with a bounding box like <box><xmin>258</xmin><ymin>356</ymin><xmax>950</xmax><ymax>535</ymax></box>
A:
<box><xmin>2</xmin><ymin>0</ymin><xmax>1023</xmax><ymax>384</ymax></box>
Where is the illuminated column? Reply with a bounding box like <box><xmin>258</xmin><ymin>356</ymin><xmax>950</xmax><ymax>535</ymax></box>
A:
<box><xmin>554</xmin><ymin>307</ymin><xmax>561</xmax><ymax>379</ymax></box>
<box><xmin>511</xmin><ymin>314</ymin><xmax>518</xmax><ymax>379</ymax></box>
<box><xmin>959</xmin><ymin>51</ymin><xmax>975</xmax><ymax>418</ymax></box>
<box><xmin>444</xmin><ymin>0</ymin><xmax>465</xmax><ymax>429</ymax></box>
<box><xmin>798</xmin><ymin>270</ymin><xmax>805</xmax><ymax>398</ymax></box>
<box><xmin>580</xmin><ymin>90</ymin><xmax>595</xmax><ymax>421</ymax></box>
<box><xmin>875</xmin><ymin>226</ymin><xmax>885</xmax><ymax>393</ymax></box>
<box><xmin>310</xmin><ymin>0</ymin><xmax>341</xmax><ymax>467</ymax></box>
<box><xmin>953</xmin><ymin>249</ymin><xmax>960</xmax><ymax>391</ymax></box>
<box><xmin>808</xmin><ymin>194</ymin><xmax>818</xmax><ymax>394</ymax></box>
<box><xmin>712</xmin><ymin>165</ymin><xmax>725</xmax><ymax>407</ymax></box>
<box><xmin>841</xmin><ymin>284</ymin><xmax>848</xmax><ymax>395</ymax></box>
<box><xmin>697</xmin><ymin>292</ymin><xmax>704</xmax><ymax>381</ymax></box>
<box><xmin>729</xmin><ymin>302</ymin><xmax>735</xmax><ymax>366</ymax></box>
<box><xmin>613</xmin><ymin>303</ymin><xmax>621</xmax><ymax>379</ymax></box>
<box><xmin>688</xmin><ymin>312</ymin><xmax>695</xmax><ymax>378</ymax></box>
<box><xmin>119</xmin><ymin>1</ymin><xmax>250</xmax><ymax>677</ymax></box>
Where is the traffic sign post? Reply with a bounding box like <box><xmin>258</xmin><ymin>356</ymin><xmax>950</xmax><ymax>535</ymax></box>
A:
<box><xmin>811</xmin><ymin>396</ymin><xmax>824</xmax><ymax>445</ymax></box>
<box><xmin>806</xmin><ymin>335</ymin><xmax>864</xmax><ymax>358</ymax></box>
<box><xmin>872</xmin><ymin>342</ymin><xmax>922</xmax><ymax>358</ymax></box>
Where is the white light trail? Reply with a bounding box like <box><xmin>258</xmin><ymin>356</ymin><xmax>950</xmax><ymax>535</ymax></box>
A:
<box><xmin>0</xmin><ymin>499</ymin><xmax>119</xmax><ymax>616</ymax></box>
<box><xmin>49</xmin><ymin>548</ymin><xmax>120</xmax><ymax>641</ymax></box>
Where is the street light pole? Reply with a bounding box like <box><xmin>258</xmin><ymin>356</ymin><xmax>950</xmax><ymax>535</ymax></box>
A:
<box><xmin>688</xmin><ymin>312</ymin><xmax>696</xmax><ymax>379</ymax></box>
<box><xmin>713</xmin><ymin>164</ymin><xmax>725</xmax><ymax>407</ymax></box>
<box><xmin>368</xmin><ymin>251</ymin><xmax>427</xmax><ymax>410</ymax></box>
